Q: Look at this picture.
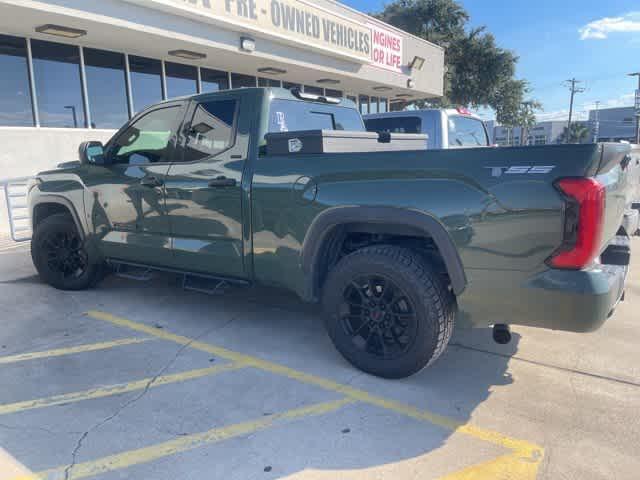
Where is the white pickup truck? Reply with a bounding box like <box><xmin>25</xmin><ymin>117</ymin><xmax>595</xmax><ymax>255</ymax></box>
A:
<box><xmin>364</xmin><ymin>107</ymin><xmax>490</xmax><ymax>149</ymax></box>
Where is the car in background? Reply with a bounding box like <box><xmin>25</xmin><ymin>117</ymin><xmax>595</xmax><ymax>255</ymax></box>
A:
<box><xmin>364</xmin><ymin>107</ymin><xmax>490</xmax><ymax>149</ymax></box>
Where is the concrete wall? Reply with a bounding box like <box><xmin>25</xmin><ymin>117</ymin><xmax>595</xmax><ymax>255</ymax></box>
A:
<box><xmin>0</xmin><ymin>128</ymin><xmax>116</xmax><ymax>180</ymax></box>
<box><xmin>0</xmin><ymin>128</ymin><xmax>115</xmax><ymax>236</ymax></box>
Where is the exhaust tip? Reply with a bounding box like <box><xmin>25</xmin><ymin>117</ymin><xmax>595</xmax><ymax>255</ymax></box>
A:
<box><xmin>493</xmin><ymin>324</ymin><xmax>512</xmax><ymax>345</ymax></box>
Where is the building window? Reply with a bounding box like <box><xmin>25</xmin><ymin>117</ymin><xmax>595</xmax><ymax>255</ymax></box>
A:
<box><xmin>325</xmin><ymin>89</ymin><xmax>343</xmax><ymax>98</ymax></box>
<box><xmin>83</xmin><ymin>48</ymin><xmax>129</xmax><ymax>129</ymax></box>
<box><xmin>0</xmin><ymin>34</ymin><xmax>34</xmax><ymax>126</ymax></box>
<box><xmin>165</xmin><ymin>61</ymin><xmax>197</xmax><ymax>98</ymax></box>
<box><xmin>379</xmin><ymin>98</ymin><xmax>388</xmax><ymax>113</ymax></box>
<box><xmin>283</xmin><ymin>81</ymin><xmax>301</xmax><ymax>91</ymax></box>
<box><xmin>370</xmin><ymin>96</ymin><xmax>379</xmax><ymax>114</ymax></box>
<box><xmin>31</xmin><ymin>39</ymin><xmax>86</xmax><ymax>128</ymax></box>
<box><xmin>201</xmin><ymin>68</ymin><xmax>229</xmax><ymax>92</ymax></box>
<box><xmin>359</xmin><ymin>95</ymin><xmax>370</xmax><ymax>115</ymax></box>
<box><xmin>258</xmin><ymin>77</ymin><xmax>281</xmax><ymax>87</ymax></box>
<box><xmin>129</xmin><ymin>55</ymin><xmax>163</xmax><ymax>114</ymax></box>
<box><xmin>346</xmin><ymin>95</ymin><xmax>357</xmax><ymax>104</ymax></box>
<box><xmin>534</xmin><ymin>135</ymin><xmax>547</xmax><ymax>145</ymax></box>
<box><xmin>304</xmin><ymin>85</ymin><xmax>324</xmax><ymax>95</ymax></box>
<box><xmin>231</xmin><ymin>73</ymin><xmax>256</xmax><ymax>89</ymax></box>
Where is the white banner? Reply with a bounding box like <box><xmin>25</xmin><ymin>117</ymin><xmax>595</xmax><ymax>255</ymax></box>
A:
<box><xmin>369</xmin><ymin>24</ymin><xmax>403</xmax><ymax>73</ymax></box>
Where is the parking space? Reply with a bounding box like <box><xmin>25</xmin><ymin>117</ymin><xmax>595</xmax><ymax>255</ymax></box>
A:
<box><xmin>1</xmin><ymin>235</ymin><xmax>639</xmax><ymax>479</ymax></box>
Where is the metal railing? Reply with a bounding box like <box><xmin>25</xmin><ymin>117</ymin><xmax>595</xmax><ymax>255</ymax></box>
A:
<box><xmin>1</xmin><ymin>177</ymin><xmax>32</xmax><ymax>242</ymax></box>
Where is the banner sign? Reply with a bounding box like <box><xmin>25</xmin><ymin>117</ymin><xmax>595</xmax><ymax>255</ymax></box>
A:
<box><xmin>369</xmin><ymin>24</ymin><xmax>403</xmax><ymax>72</ymax></box>
<box><xmin>134</xmin><ymin>0</ymin><xmax>404</xmax><ymax>67</ymax></box>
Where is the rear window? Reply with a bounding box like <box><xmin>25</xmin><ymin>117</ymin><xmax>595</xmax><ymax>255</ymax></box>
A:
<box><xmin>447</xmin><ymin>115</ymin><xmax>488</xmax><ymax>147</ymax></box>
<box><xmin>269</xmin><ymin>99</ymin><xmax>364</xmax><ymax>133</ymax></box>
<box><xmin>364</xmin><ymin>116</ymin><xmax>422</xmax><ymax>134</ymax></box>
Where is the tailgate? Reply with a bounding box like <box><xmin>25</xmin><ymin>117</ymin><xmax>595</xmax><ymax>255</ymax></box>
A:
<box><xmin>596</xmin><ymin>143</ymin><xmax>637</xmax><ymax>247</ymax></box>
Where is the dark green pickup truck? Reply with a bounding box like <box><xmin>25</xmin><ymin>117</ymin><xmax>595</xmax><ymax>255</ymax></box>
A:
<box><xmin>28</xmin><ymin>88</ymin><xmax>637</xmax><ymax>378</ymax></box>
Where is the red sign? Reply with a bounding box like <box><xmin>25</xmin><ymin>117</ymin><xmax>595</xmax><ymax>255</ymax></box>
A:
<box><xmin>369</xmin><ymin>24</ymin><xmax>403</xmax><ymax>73</ymax></box>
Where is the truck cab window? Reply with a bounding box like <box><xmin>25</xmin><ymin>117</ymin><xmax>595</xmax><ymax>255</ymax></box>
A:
<box><xmin>268</xmin><ymin>99</ymin><xmax>364</xmax><ymax>133</ymax></box>
<box><xmin>111</xmin><ymin>106</ymin><xmax>179</xmax><ymax>164</ymax></box>
<box><xmin>182</xmin><ymin>99</ymin><xmax>238</xmax><ymax>162</ymax></box>
<box><xmin>448</xmin><ymin>116</ymin><xmax>488</xmax><ymax>148</ymax></box>
<box><xmin>364</xmin><ymin>117</ymin><xmax>422</xmax><ymax>134</ymax></box>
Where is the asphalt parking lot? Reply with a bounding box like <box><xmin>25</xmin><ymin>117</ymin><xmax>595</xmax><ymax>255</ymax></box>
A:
<box><xmin>0</xmin><ymin>234</ymin><xmax>638</xmax><ymax>480</ymax></box>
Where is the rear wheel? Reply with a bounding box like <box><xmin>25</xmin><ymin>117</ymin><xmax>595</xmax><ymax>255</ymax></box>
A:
<box><xmin>31</xmin><ymin>214</ymin><xmax>102</xmax><ymax>290</ymax></box>
<box><xmin>322</xmin><ymin>245</ymin><xmax>455</xmax><ymax>379</ymax></box>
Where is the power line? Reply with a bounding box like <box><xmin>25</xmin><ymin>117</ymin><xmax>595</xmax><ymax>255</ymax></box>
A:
<box><xmin>563</xmin><ymin>78</ymin><xmax>586</xmax><ymax>143</ymax></box>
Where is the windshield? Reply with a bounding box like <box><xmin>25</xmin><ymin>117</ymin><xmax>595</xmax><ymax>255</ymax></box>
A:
<box><xmin>268</xmin><ymin>99</ymin><xmax>364</xmax><ymax>133</ymax></box>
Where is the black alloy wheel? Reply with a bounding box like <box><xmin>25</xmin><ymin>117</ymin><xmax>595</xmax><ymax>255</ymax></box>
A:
<box><xmin>340</xmin><ymin>275</ymin><xmax>418</xmax><ymax>360</ymax></box>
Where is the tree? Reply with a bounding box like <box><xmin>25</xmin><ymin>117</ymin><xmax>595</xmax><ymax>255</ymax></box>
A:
<box><xmin>374</xmin><ymin>0</ymin><xmax>539</xmax><ymax>125</ymax></box>
<box><xmin>558</xmin><ymin>123</ymin><xmax>591</xmax><ymax>144</ymax></box>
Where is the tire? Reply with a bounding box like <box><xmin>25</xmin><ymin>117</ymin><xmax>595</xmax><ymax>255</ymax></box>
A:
<box><xmin>322</xmin><ymin>245</ymin><xmax>455</xmax><ymax>379</ymax></box>
<box><xmin>31</xmin><ymin>213</ymin><xmax>102</xmax><ymax>291</ymax></box>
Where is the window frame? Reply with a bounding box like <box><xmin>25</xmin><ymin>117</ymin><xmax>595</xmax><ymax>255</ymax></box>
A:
<box><xmin>446</xmin><ymin>115</ymin><xmax>490</xmax><ymax>148</ymax></box>
<box><xmin>30</xmin><ymin>38</ymin><xmax>87</xmax><ymax>129</ymax></box>
<box><xmin>0</xmin><ymin>33</ymin><xmax>35</xmax><ymax>127</ymax></box>
<box><xmin>105</xmin><ymin>102</ymin><xmax>186</xmax><ymax>166</ymax></box>
<box><xmin>176</xmin><ymin>97</ymin><xmax>241</xmax><ymax>164</ymax></box>
<box><xmin>83</xmin><ymin>46</ymin><xmax>130</xmax><ymax>129</ymax></box>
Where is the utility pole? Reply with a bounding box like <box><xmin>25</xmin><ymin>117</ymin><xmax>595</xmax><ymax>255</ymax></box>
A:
<box><xmin>564</xmin><ymin>78</ymin><xmax>585</xmax><ymax>143</ymax></box>
<box><xmin>629</xmin><ymin>72</ymin><xmax>640</xmax><ymax>144</ymax></box>
<box><xmin>592</xmin><ymin>101</ymin><xmax>600</xmax><ymax>143</ymax></box>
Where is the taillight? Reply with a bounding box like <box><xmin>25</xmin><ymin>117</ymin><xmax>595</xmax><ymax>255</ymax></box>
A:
<box><xmin>548</xmin><ymin>178</ymin><xmax>605</xmax><ymax>270</ymax></box>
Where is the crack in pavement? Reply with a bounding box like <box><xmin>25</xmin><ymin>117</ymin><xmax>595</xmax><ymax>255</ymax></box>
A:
<box><xmin>61</xmin><ymin>317</ymin><xmax>235</xmax><ymax>480</ymax></box>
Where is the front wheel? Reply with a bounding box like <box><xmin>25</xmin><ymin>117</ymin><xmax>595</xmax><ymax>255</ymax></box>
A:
<box><xmin>322</xmin><ymin>245</ymin><xmax>455</xmax><ymax>379</ymax></box>
<box><xmin>31</xmin><ymin>213</ymin><xmax>103</xmax><ymax>291</ymax></box>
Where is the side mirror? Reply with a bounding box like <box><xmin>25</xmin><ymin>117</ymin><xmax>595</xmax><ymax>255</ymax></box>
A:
<box><xmin>79</xmin><ymin>141</ymin><xmax>108</xmax><ymax>165</ymax></box>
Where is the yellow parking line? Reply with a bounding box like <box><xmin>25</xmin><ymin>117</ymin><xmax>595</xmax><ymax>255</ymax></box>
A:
<box><xmin>437</xmin><ymin>452</ymin><xmax>540</xmax><ymax>480</ymax></box>
<box><xmin>0</xmin><ymin>363</ymin><xmax>243</xmax><ymax>416</ymax></box>
<box><xmin>16</xmin><ymin>398</ymin><xmax>354</xmax><ymax>480</ymax></box>
<box><xmin>0</xmin><ymin>338</ymin><xmax>151</xmax><ymax>365</ymax></box>
<box><xmin>88</xmin><ymin>310</ymin><xmax>544</xmax><ymax>479</ymax></box>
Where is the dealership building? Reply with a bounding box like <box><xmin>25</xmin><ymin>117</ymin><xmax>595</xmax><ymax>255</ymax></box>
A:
<box><xmin>0</xmin><ymin>0</ymin><xmax>444</xmax><ymax>178</ymax></box>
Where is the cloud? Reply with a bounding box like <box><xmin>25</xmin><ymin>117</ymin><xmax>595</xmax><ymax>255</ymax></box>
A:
<box><xmin>580</xmin><ymin>11</ymin><xmax>640</xmax><ymax>40</ymax></box>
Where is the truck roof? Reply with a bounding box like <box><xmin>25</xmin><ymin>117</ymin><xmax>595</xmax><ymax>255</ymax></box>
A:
<box><xmin>156</xmin><ymin>87</ymin><xmax>358</xmax><ymax>110</ymax></box>
<box><xmin>365</xmin><ymin>108</ymin><xmax>484</xmax><ymax>122</ymax></box>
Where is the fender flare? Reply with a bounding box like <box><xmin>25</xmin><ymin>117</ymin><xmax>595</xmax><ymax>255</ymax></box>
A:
<box><xmin>301</xmin><ymin>206</ymin><xmax>468</xmax><ymax>301</ymax></box>
<box><xmin>30</xmin><ymin>195</ymin><xmax>86</xmax><ymax>239</ymax></box>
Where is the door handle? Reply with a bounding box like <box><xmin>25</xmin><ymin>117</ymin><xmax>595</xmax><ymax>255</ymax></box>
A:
<box><xmin>140</xmin><ymin>176</ymin><xmax>164</xmax><ymax>188</ymax></box>
<box><xmin>208</xmin><ymin>176</ymin><xmax>237</xmax><ymax>188</ymax></box>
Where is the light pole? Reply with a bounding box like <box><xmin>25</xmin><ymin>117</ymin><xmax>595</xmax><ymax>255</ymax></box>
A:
<box><xmin>629</xmin><ymin>72</ymin><xmax>640</xmax><ymax>144</ymax></box>
<box><xmin>592</xmin><ymin>101</ymin><xmax>600</xmax><ymax>143</ymax></box>
<box><xmin>64</xmin><ymin>106</ymin><xmax>78</xmax><ymax>129</ymax></box>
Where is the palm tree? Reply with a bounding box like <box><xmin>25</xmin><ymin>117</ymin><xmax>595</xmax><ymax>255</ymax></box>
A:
<box><xmin>558</xmin><ymin>123</ymin><xmax>591</xmax><ymax>144</ymax></box>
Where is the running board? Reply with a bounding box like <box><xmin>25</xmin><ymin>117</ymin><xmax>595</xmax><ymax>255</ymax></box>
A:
<box><xmin>113</xmin><ymin>263</ymin><xmax>154</xmax><ymax>282</ymax></box>
<box><xmin>106</xmin><ymin>259</ymin><xmax>250</xmax><ymax>295</ymax></box>
<box><xmin>182</xmin><ymin>275</ymin><xmax>229</xmax><ymax>296</ymax></box>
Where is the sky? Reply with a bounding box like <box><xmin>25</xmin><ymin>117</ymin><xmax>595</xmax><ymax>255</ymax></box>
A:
<box><xmin>343</xmin><ymin>0</ymin><xmax>640</xmax><ymax>122</ymax></box>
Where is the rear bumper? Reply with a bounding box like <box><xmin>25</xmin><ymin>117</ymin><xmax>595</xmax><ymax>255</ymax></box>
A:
<box><xmin>457</xmin><ymin>237</ymin><xmax>630</xmax><ymax>333</ymax></box>
<box><xmin>522</xmin><ymin>262</ymin><xmax>627</xmax><ymax>333</ymax></box>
